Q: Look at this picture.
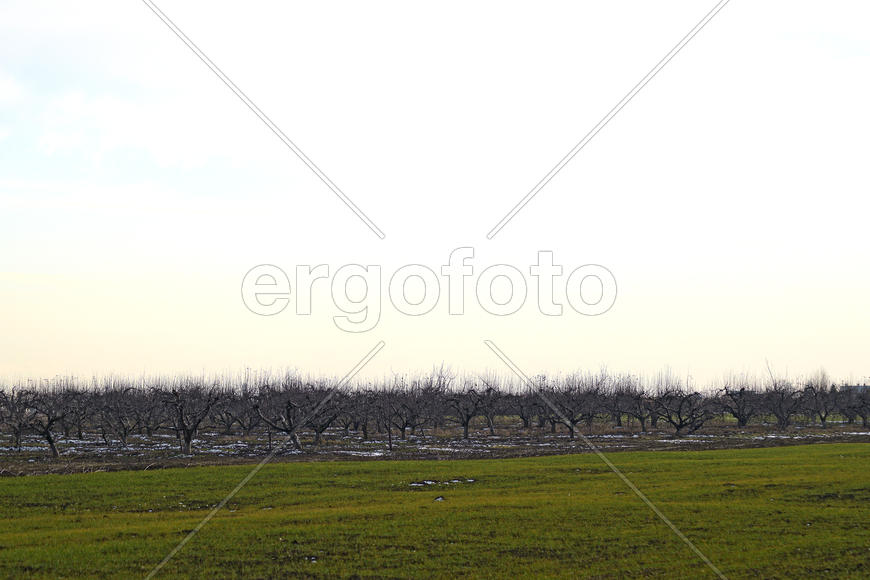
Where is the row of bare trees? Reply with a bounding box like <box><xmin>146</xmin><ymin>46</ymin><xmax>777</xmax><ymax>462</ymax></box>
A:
<box><xmin>2</xmin><ymin>370</ymin><xmax>868</xmax><ymax>456</ymax></box>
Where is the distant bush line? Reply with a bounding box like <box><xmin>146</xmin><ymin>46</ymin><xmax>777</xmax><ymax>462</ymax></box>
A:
<box><xmin>2</xmin><ymin>368</ymin><xmax>868</xmax><ymax>457</ymax></box>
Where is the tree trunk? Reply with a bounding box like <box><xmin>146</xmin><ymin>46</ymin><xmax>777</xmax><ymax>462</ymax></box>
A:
<box><xmin>46</xmin><ymin>433</ymin><xmax>59</xmax><ymax>458</ymax></box>
<box><xmin>180</xmin><ymin>432</ymin><xmax>193</xmax><ymax>454</ymax></box>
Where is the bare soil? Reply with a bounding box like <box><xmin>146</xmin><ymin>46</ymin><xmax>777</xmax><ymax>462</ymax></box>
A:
<box><xmin>2</xmin><ymin>421</ymin><xmax>868</xmax><ymax>476</ymax></box>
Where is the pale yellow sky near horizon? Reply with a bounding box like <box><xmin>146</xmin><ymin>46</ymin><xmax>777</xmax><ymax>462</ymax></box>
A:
<box><xmin>1</xmin><ymin>1</ymin><xmax>868</xmax><ymax>386</ymax></box>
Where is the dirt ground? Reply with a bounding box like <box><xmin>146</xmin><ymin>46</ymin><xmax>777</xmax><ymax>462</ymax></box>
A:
<box><xmin>2</xmin><ymin>421</ymin><xmax>869</xmax><ymax>476</ymax></box>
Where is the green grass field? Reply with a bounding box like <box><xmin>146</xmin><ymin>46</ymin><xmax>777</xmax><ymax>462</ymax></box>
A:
<box><xmin>1</xmin><ymin>443</ymin><xmax>868</xmax><ymax>579</ymax></box>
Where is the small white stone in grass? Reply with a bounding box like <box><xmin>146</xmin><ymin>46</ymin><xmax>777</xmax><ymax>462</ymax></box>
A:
<box><xmin>434</xmin><ymin>496</ymin><xmax>445</xmax><ymax>502</ymax></box>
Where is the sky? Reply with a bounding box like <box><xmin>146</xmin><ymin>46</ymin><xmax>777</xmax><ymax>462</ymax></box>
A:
<box><xmin>1</xmin><ymin>1</ymin><xmax>869</xmax><ymax>387</ymax></box>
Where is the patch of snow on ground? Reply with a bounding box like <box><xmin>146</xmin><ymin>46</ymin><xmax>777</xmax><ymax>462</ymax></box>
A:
<box><xmin>333</xmin><ymin>450</ymin><xmax>386</xmax><ymax>457</ymax></box>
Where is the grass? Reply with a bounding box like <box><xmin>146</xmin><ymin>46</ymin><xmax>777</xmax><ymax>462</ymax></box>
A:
<box><xmin>0</xmin><ymin>443</ymin><xmax>868</xmax><ymax>579</ymax></box>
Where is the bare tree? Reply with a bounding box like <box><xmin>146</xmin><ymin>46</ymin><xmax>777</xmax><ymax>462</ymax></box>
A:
<box><xmin>224</xmin><ymin>386</ymin><xmax>261</xmax><ymax>436</ymax></box>
<box><xmin>505</xmin><ymin>390</ymin><xmax>538</xmax><ymax>429</ymax></box>
<box><xmin>616</xmin><ymin>377</ymin><xmax>654</xmax><ymax>433</ymax></box>
<box><xmin>476</xmin><ymin>377</ymin><xmax>505</xmax><ymax>436</ymax></box>
<box><xmin>383</xmin><ymin>377</ymin><xmax>429</xmax><ymax>440</ymax></box>
<box><xmin>28</xmin><ymin>386</ymin><xmax>70</xmax><ymax>457</ymax></box>
<box><xmin>0</xmin><ymin>387</ymin><xmax>37</xmax><ymax>451</ymax></box>
<box><xmin>305</xmin><ymin>383</ymin><xmax>341</xmax><ymax>446</ymax></box>
<box><xmin>254</xmin><ymin>380</ymin><xmax>307</xmax><ymax>451</ymax></box>
<box><xmin>60</xmin><ymin>387</ymin><xmax>94</xmax><ymax>440</ymax></box>
<box><xmin>209</xmin><ymin>387</ymin><xmax>242</xmax><ymax>436</ymax></box>
<box><xmin>98</xmin><ymin>383</ymin><xmax>143</xmax><ymax>447</ymax></box>
<box><xmin>601</xmin><ymin>375</ymin><xmax>628</xmax><ymax>429</ymax></box>
<box><xmin>418</xmin><ymin>365</ymin><xmax>454</xmax><ymax>433</ymax></box>
<box><xmin>762</xmin><ymin>381</ymin><xmax>800</xmax><ymax>430</ymax></box>
<box><xmin>718</xmin><ymin>374</ymin><xmax>762</xmax><ymax>428</ymax></box>
<box><xmin>160</xmin><ymin>381</ymin><xmax>221</xmax><ymax>454</ymax></box>
<box><xmin>801</xmin><ymin>369</ymin><xmax>838</xmax><ymax>428</ymax></box>
<box><xmin>545</xmin><ymin>372</ymin><xmax>606</xmax><ymax>439</ymax></box>
<box><xmin>334</xmin><ymin>390</ymin><xmax>359</xmax><ymax>437</ymax></box>
<box><xmin>369</xmin><ymin>388</ymin><xmax>395</xmax><ymax>450</ymax></box>
<box><xmin>447</xmin><ymin>380</ymin><xmax>490</xmax><ymax>439</ymax></box>
<box><xmin>254</xmin><ymin>375</ymin><xmax>340</xmax><ymax>449</ymax></box>
<box><xmin>132</xmin><ymin>387</ymin><xmax>167</xmax><ymax>437</ymax></box>
<box><xmin>342</xmin><ymin>388</ymin><xmax>377</xmax><ymax>441</ymax></box>
<box><xmin>654</xmin><ymin>390</ymin><xmax>714</xmax><ymax>436</ymax></box>
<box><xmin>840</xmin><ymin>386</ymin><xmax>870</xmax><ymax>429</ymax></box>
<box><xmin>652</xmin><ymin>373</ymin><xmax>714</xmax><ymax>437</ymax></box>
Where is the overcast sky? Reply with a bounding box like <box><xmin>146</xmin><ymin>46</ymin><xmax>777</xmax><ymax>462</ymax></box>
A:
<box><xmin>1</xmin><ymin>1</ymin><xmax>868</xmax><ymax>386</ymax></box>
